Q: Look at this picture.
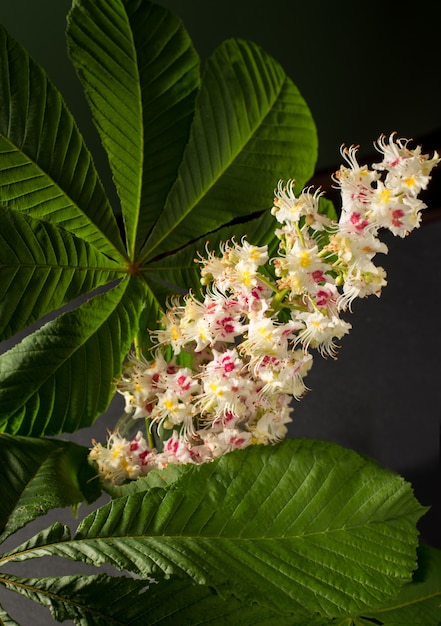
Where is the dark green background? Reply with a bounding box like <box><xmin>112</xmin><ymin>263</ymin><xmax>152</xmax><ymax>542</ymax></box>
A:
<box><xmin>1</xmin><ymin>0</ymin><xmax>440</xmax><ymax>173</ymax></box>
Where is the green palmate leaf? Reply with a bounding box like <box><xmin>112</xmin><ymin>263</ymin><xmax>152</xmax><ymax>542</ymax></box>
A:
<box><xmin>0</xmin><ymin>207</ymin><xmax>123</xmax><ymax>341</ymax></box>
<box><xmin>0</xmin><ymin>434</ymin><xmax>99</xmax><ymax>543</ymax></box>
<box><xmin>0</xmin><ymin>277</ymin><xmax>147</xmax><ymax>436</ymax></box>
<box><xmin>0</xmin><ymin>441</ymin><xmax>426</xmax><ymax>619</ymax></box>
<box><xmin>0</xmin><ymin>25</ymin><xmax>125</xmax><ymax>261</ymax></box>
<box><xmin>0</xmin><ymin>2</ymin><xmax>319</xmax><ymax>442</ymax></box>
<box><xmin>362</xmin><ymin>545</ymin><xmax>441</xmax><ymax>625</ymax></box>
<box><xmin>140</xmin><ymin>37</ymin><xmax>317</xmax><ymax>263</ymax></box>
<box><xmin>67</xmin><ymin>0</ymin><xmax>200</xmax><ymax>260</ymax></box>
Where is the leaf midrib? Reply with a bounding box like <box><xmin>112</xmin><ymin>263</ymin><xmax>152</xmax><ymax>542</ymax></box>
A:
<box><xmin>0</xmin><ymin>133</ymin><xmax>126</xmax><ymax>263</ymax></box>
<box><xmin>0</xmin><ymin>449</ymin><xmax>61</xmax><ymax>540</ymax></box>
<box><xmin>71</xmin><ymin>1</ymin><xmax>145</xmax><ymax>263</ymax></box>
<box><xmin>367</xmin><ymin>590</ymin><xmax>441</xmax><ymax>614</ymax></box>
<box><xmin>0</xmin><ymin>574</ymin><xmax>128</xmax><ymax>625</ymax></box>
<box><xmin>0</xmin><ymin>515</ymin><xmax>417</xmax><ymax>564</ymax></box>
<box><xmin>125</xmin><ymin>4</ymin><xmax>144</xmax><ymax>264</ymax></box>
<box><xmin>0</xmin><ymin>278</ymin><xmax>128</xmax><ymax>410</ymax></box>
<box><xmin>0</xmin><ymin>262</ymin><xmax>125</xmax><ymax>273</ymax></box>
<box><xmin>139</xmin><ymin>70</ymin><xmax>288</xmax><ymax>263</ymax></box>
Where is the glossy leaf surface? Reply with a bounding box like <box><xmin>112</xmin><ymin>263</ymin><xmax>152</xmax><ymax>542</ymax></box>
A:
<box><xmin>0</xmin><ymin>433</ymin><xmax>99</xmax><ymax>542</ymax></box>
<box><xmin>67</xmin><ymin>0</ymin><xmax>201</xmax><ymax>259</ymax></box>
<box><xmin>0</xmin><ymin>278</ymin><xmax>146</xmax><ymax>435</ymax></box>
<box><xmin>0</xmin><ymin>25</ymin><xmax>125</xmax><ymax>261</ymax></box>
<box><xmin>140</xmin><ymin>37</ymin><xmax>317</xmax><ymax>262</ymax></box>
<box><xmin>0</xmin><ymin>441</ymin><xmax>425</xmax><ymax>619</ymax></box>
<box><xmin>0</xmin><ymin>207</ymin><xmax>122</xmax><ymax>341</ymax></box>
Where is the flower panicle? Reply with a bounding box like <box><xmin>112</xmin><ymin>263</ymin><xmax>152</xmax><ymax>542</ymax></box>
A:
<box><xmin>89</xmin><ymin>134</ymin><xmax>439</xmax><ymax>484</ymax></box>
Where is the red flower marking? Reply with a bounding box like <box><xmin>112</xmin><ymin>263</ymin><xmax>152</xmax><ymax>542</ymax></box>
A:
<box><xmin>311</xmin><ymin>269</ymin><xmax>326</xmax><ymax>283</ymax></box>
<box><xmin>177</xmin><ymin>375</ymin><xmax>191</xmax><ymax>391</ymax></box>
<box><xmin>392</xmin><ymin>209</ymin><xmax>404</xmax><ymax>227</ymax></box>
<box><xmin>350</xmin><ymin>212</ymin><xmax>369</xmax><ymax>230</ymax></box>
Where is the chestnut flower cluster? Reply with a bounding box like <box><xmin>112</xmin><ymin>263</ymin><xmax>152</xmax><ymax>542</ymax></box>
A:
<box><xmin>90</xmin><ymin>134</ymin><xmax>439</xmax><ymax>484</ymax></box>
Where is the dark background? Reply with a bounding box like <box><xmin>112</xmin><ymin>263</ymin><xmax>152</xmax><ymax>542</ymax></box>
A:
<box><xmin>0</xmin><ymin>1</ymin><xmax>440</xmax><ymax>624</ymax></box>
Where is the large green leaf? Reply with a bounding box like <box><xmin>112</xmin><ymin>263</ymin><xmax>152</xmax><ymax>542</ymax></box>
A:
<box><xmin>0</xmin><ymin>434</ymin><xmax>99</xmax><ymax>543</ymax></box>
<box><xmin>67</xmin><ymin>0</ymin><xmax>200</xmax><ymax>260</ymax></box>
<box><xmin>0</xmin><ymin>25</ymin><xmax>125</xmax><ymax>261</ymax></box>
<box><xmin>0</xmin><ymin>207</ymin><xmax>122</xmax><ymax>341</ymax></box>
<box><xmin>0</xmin><ymin>573</ymin><xmax>313</xmax><ymax>625</ymax></box>
<box><xmin>0</xmin><ymin>277</ymin><xmax>147</xmax><ymax>436</ymax></box>
<box><xmin>140</xmin><ymin>37</ymin><xmax>317</xmax><ymax>263</ymax></box>
<box><xmin>0</xmin><ymin>441</ymin><xmax>425</xmax><ymax>619</ymax></box>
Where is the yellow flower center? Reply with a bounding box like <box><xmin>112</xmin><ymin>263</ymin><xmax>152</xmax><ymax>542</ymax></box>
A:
<box><xmin>164</xmin><ymin>399</ymin><xmax>178</xmax><ymax>413</ymax></box>
<box><xmin>379</xmin><ymin>188</ymin><xmax>391</xmax><ymax>203</ymax></box>
<box><xmin>112</xmin><ymin>446</ymin><xmax>122</xmax><ymax>459</ymax></box>
<box><xmin>258</xmin><ymin>326</ymin><xmax>273</xmax><ymax>341</ymax></box>
<box><xmin>249</xmin><ymin>247</ymin><xmax>261</xmax><ymax>261</ymax></box>
<box><xmin>241</xmin><ymin>270</ymin><xmax>252</xmax><ymax>286</ymax></box>
<box><xmin>299</xmin><ymin>250</ymin><xmax>311</xmax><ymax>268</ymax></box>
<box><xmin>209</xmin><ymin>382</ymin><xmax>223</xmax><ymax>396</ymax></box>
